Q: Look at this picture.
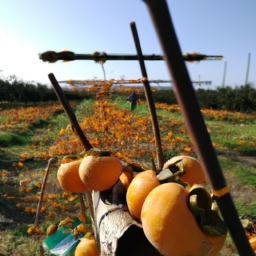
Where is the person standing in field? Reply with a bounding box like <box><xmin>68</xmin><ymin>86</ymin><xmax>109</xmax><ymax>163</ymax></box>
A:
<box><xmin>127</xmin><ymin>90</ymin><xmax>138</xmax><ymax>112</ymax></box>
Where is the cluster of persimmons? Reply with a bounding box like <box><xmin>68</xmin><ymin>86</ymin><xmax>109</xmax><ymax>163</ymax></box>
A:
<box><xmin>54</xmin><ymin>148</ymin><xmax>231</xmax><ymax>255</ymax></box>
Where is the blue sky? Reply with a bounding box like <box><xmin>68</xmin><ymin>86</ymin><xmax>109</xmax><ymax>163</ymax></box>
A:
<box><xmin>0</xmin><ymin>1</ymin><xmax>255</xmax><ymax>89</ymax></box>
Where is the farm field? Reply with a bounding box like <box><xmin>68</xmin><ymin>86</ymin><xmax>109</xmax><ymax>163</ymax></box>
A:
<box><xmin>1</xmin><ymin>97</ymin><xmax>256</xmax><ymax>255</ymax></box>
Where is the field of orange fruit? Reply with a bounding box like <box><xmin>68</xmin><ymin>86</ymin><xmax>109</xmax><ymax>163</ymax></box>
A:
<box><xmin>1</xmin><ymin>97</ymin><xmax>256</xmax><ymax>255</ymax></box>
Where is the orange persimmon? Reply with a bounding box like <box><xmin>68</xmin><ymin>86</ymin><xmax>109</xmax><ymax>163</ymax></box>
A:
<box><xmin>75</xmin><ymin>237</ymin><xmax>99</xmax><ymax>256</ymax></box>
<box><xmin>79</xmin><ymin>156</ymin><xmax>122</xmax><ymax>191</ymax></box>
<box><xmin>163</xmin><ymin>155</ymin><xmax>206</xmax><ymax>186</ymax></box>
<box><xmin>57</xmin><ymin>159</ymin><xmax>88</xmax><ymax>193</ymax></box>
<box><xmin>126</xmin><ymin>170</ymin><xmax>160</xmax><ymax>220</ymax></box>
<box><xmin>141</xmin><ymin>183</ymin><xmax>226</xmax><ymax>256</ymax></box>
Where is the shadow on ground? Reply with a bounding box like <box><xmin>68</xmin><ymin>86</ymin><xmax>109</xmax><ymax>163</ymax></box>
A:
<box><xmin>0</xmin><ymin>159</ymin><xmax>49</xmax><ymax>231</ymax></box>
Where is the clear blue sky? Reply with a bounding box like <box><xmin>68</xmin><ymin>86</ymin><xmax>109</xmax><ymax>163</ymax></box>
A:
<box><xmin>1</xmin><ymin>1</ymin><xmax>255</xmax><ymax>89</ymax></box>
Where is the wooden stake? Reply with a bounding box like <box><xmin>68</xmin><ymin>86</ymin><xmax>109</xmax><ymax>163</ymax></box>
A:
<box><xmin>48</xmin><ymin>73</ymin><xmax>95</xmax><ymax>226</ymax></box>
<box><xmin>34</xmin><ymin>157</ymin><xmax>57</xmax><ymax>227</ymax></box>
<box><xmin>130</xmin><ymin>22</ymin><xmax>164</xmax><ymax>170</ymax></box>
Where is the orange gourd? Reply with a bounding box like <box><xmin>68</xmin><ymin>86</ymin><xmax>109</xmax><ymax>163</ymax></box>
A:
<box><xmin>74</xmin><ymin>237</ymin><xmax>99</xmax><ymax>256</ymax></box>
<box><xmin>141</xmin><ymin>183</ymin><xmax>226</xmax><ymax>256</ymax></box>
<box><xmin>57</xmin><ymin>159</ymin><xmax>88</xmax><ymax>193</ymax></box>
<box><xmin>79</xmin><ymin>156</ymin><xmax>122</xmax><ymax>191</ymax></box>
<box><xmin>126</xmin><ymin>170</ymin><xmax>160</xmax><ymax>220</ymax></box>
<box><xmin>163</xmin><ymin>155</ymin><xmax>206</xmax><ymax>186</ymax></box>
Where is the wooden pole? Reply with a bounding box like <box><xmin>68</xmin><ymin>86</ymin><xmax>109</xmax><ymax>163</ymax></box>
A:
<box><xmin>130</xmin><ymin>22</ymin><xmax>164</xmax><ymax>170</ymax></box>
<box><xmin>48</xmin><ymin>73</ymin><xmax>93</xmax><ymax>151</ymax></box>
<box><xmin>34</xmin><ymin>157</ymin><xmax>56</xmax><ymax>227</ymax></box>
<box><xmin>48</xmin><ymin>73</ymin><xmax>95</xmax><ymax>228</ymax></box>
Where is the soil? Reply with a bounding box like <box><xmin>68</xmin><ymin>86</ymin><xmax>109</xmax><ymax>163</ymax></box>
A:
<box><xmin>216</xmin><ymin>149</ymin><xmax>256</xmax><ymax>167</ymax></box>
<box><xmin>0</xmin><ymin>158</ymin><xmax>50</xmax><ymax>231</ymax></box>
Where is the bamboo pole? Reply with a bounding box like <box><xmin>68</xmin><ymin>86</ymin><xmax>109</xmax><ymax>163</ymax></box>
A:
<box><xmin>39</xmin><ymin>50</ymin><xmax>222</xmax><ymax>63</ymax></box>
<box><xmin>142</xmin><ymin>0</ymin><xmax>254</xmax><ymax>255</ymax></box>
<box><xmin>130</xmin><ymin>22</ymin><xmax>164</xmax><ymax>170</ymax></box>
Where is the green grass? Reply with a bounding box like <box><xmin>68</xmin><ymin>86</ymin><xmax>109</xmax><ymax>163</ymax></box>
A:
<box><xmin>218</xmin><ymin>157</ymin><xmax>256</xmax><ymax>215</ymax></box>
<box><xmin>0</xmin><ymin>231</ymin><xmax>47</xmax><ymax>256</ymax></box>
<box><xmin>75</xmin><ymin>98</ymin><xmax>95</xmax><ymax>121</ymax></box>
<box><xmin>0</xmin><ymin>132</ymin><xmax>31</xmax><ymax>147</ymax></box>
<box><xmin>220</xmin><ymin>157</ymin><xmax>256</xmax><ymax>187</ymax></box>
<box><xmin>206</xmin><ymin>120</ymin><xmax>256</xmax><ymax>150</ymax></box>
<box><xmin>28</xmin><ymin>118</ymin><xmax>50</xmax><ymax>129</ymax></box>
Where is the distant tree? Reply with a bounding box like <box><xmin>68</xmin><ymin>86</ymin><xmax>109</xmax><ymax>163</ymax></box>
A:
<box><xmin>24</xmin><ymin>83</ymin><xmax>38</xmax><ymax>104</ymax></box>
<box><xmin>152</xmin><ymin>89</ymin><xmax>177</xmax><ymax>105</ymax></box>
<box><xmin>196</xmin><ymin>89</ymin><xmax>219</xmax><ymax>109</ymax></box>
<box><xmin>0</xmin><ymin>79</ymin><xmax>9</xmax><ymax>101</ymax></box>
<box><xmin>237</xmin><ymin>84</ymin><xmax>255</xmax><ymax>112</ymax></box>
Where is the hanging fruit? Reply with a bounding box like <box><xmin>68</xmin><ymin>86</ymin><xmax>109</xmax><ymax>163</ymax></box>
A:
<box><xmin>74</xmin><ymin>237</ymin><xmax>99</xmax><ymax>256</ymax></box>
<box><xmin>79</xmin><ymin>156</ymin><xmax>122</xmax><ymax>191</ymax></box>
<box><xmin>126</xmin><ymin>170</ymin><xmax>160</xmax><ymax>220</ymax></box>
<box><xmin>162</xmin><ymin>155</ymin><xmax>206</xmax><ymax>186</ymax></box>
<box><xmin>57</xmin><ymin>159</ymin><xmax>88</xmax><ymax>193</ymax></box>
<box><xmin>141</xmin><ymin>183</ymin><xmax>227</xmax><ymax>256</ymax></box>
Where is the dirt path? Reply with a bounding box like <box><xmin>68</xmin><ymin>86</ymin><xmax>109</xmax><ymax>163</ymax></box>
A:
<box><xmin>216</xmin><ymin>149</ymin><xmax>256</xmax><ymax>167</ymax></box>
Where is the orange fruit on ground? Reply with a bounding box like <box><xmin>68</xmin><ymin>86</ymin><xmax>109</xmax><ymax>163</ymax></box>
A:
<box><xmin>46</xmin><ymin>224</ymin><xmax>58</xmax><ymax>236</ymax></box>
<box><xmin>163</xmin><ymin>155</ymin><xmax>206</xmax><ymax>186</ymax></box>
<box><xmin>75</xmin><ymin>237</ymin><xmax>99</xmax><ymax>256</ymax></box>
<box><xmin>79</xmin><ymin>156</ymin><xmax>122</xmax><ymax>191</ymax></box>
<box><xmin>141</xmin><ymin>183</ymin><xmax>226</xmax><ymax>256</ymax></box>
<box><xmin>57</xmin><ymin>159</ymin><xmax>88</xmax><ymax>193</ymax></box>
<box><xmin>126</xmin><ymin>170</ymin><xmax>160</xmax><ymax>220</ymax></box>
<box><xmin>27</xmin><ymin>227</ymin><xmax>35</xmax><ymax>235</ymax></box>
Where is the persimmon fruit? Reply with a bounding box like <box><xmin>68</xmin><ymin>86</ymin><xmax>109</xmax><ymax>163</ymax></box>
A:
<box><xmin>163</xmin><ymin>155</ymin><xmax>206</xmax><ymax>186</ymax></box>
<box><xmin>79</xmin><ymin>156</ymin><xmax>122</xmax><ymax>191</ymax></box>
<box><xmin>46</xmin><ymin>224</ymin><xmax>58</xmax><ymax>236</ymax></box>
<box><xmin>249</xmin><ymin>236</ymin><xmax>256</xmax><ymax>253</ymax></box>
<box><xmin>119</xmin><ymin>171</ymin><xmax>133</xmax><ymax>190</ymax></box>
<box><xmin>126</xmin><ymin>170</ymin><xmax>160</xmax><ymax>220</ymax></box>
<box><xmin>57</xmin><ymin>159</ymin><xmax>88</xmax><ymax>193</ymax></box>
<box><xmin>141</xmin><ymin>183</ymin><xmax>226</xmax><ymax>256</ymax></box>
<box><xmin>74</xmin><ymin>237</ymin><xmax>99</xmax><ymax>256</ymax></box>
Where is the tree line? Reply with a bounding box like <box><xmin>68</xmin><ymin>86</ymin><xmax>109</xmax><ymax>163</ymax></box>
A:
<box><xmin>1</xmin><ymin>76</ymin><xmax>256</xmax><ymax>112</ymax></box>
<box><xmin>151</xmin><ymin>84</ymin><xmax>256</xmax><ymax>112</ymax></box>
<box><xmin>0</xmin><ymin>76</ymin><xmax>87</xmax><ymax>104</ymax></box>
